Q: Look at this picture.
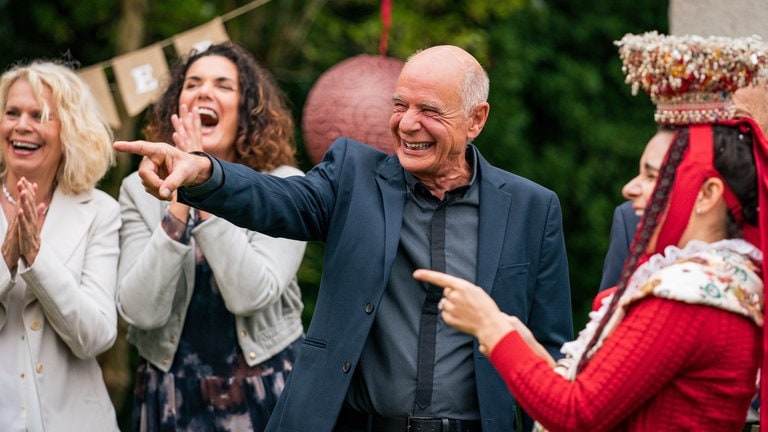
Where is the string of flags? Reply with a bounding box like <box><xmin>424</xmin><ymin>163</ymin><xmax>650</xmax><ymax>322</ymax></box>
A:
<box><xmin>76</xmin><ymin>0</ymin><xmax>271</xmax><ymax>129</ymax></box>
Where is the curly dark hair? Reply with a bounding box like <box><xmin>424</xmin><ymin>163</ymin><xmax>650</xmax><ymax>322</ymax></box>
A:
<box><xmin>143</xmin><ymin>42</ymin><xmax>297</xmax><ymax>172</ymax></box>
<box><xmin>576</xmin><ymin>123</ymin><xmax>758</xmax><ymax>374</ymax></box>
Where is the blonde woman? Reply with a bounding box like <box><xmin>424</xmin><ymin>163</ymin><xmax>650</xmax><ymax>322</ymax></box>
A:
<box><xmin>0</xmin><ymin>60</ymin><xmax>120</xmax><ymax>431</ymax></box>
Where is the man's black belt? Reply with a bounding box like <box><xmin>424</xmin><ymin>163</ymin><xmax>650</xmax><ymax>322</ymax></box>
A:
<box><xmin>337</xmin><ymin>406</ymin><xmax>482</xmax><ymax>432</ymax></box>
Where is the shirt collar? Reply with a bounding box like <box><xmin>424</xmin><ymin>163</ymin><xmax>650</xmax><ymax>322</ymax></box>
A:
<box><xmin>404</xmin><ymin>145</ymin><xmax>479</xmax><ymax>202</ymax></box>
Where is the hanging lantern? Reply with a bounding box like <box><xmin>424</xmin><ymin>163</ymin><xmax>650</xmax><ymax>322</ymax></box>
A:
<box><xmin>302</xmin><ymin>54</ymin><xmax>404</xmax><ymax>164</ymax></box>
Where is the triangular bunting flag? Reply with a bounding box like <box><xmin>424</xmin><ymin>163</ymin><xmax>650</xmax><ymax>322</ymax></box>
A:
<box><xmin>173</xmin><ymin>17</ymin><xmax>230</xmax><ymax>57</ymax></box>
<box><xmin>112</xmin><ymin>44</ymin><xmax>169</xmax><ymax>117</ymax></box>
<box><xmin>77</xmin><ymin>65</ymin><xmax>121</xmax><ymax>129</ymax></box>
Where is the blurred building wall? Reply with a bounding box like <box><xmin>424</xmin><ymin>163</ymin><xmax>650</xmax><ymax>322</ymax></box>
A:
<box><xmin>670</xmin><ymin>0</ymin><xmax>768</xmax><ymax>39</ymax></box>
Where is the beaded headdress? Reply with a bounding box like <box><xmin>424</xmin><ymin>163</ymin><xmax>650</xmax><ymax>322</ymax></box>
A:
<box><xmin>615</xmin><ymin>31</ymin><xmax>768</xmax><ymax>125</ymax></box>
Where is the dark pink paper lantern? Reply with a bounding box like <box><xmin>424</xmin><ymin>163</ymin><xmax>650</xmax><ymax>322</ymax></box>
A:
<box><xmin>302</xmin><ymin>54</ymin><xmax>404</xmax><ymax>165</ymax></box>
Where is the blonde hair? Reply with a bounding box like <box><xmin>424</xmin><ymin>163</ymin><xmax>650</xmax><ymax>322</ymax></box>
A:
<box><xmin>0</xmin><ymin>61</ymin><xmax>114</xmax><ymax>194</ymax></box>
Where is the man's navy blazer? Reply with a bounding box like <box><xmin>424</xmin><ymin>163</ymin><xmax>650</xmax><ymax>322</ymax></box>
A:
<box><xmin>180</xmin><ymin>137</ymin><xmax>574</xmax><ymax>431</ymax></box>
<box><xmin>599</xmin><ymin>201</ymin><xmax>640</xmax><ymax>291</ymax></box>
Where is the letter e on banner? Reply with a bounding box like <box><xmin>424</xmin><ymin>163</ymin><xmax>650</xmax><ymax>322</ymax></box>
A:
<box><xmin>112</xmin><ymin>44</ymin><xmax>169</xmax><ymax>117</ymax></box>
<box><xmin>131</xmin><ymin>64</ymin><xmax>158</xmax><ymax>95</ymax></box>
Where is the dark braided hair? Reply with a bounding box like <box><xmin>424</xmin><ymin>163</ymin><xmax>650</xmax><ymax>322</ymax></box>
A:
<box><xmin>714</xmin><ymin>126</ymin><xmax>759</xmax><ymax>234</ymax></box>
<box><xmin>575</xmin><ymin>124</ymin><xmax>757</xmax><ymax>374</ymax></box>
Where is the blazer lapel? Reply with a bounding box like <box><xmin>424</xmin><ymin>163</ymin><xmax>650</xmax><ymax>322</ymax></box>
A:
<box><xmin>20</xmin><ymin>189</ymin><xmax>93</xmax><ymax>306</ymax></box>
<box><xmin>476</xmin><ymin>156</ymin><xmax>511</xmax><ymax>294</ymax></box>
<box><xmin>376</xmin><ymin>156</ymin><xmax>406</xmax><ymax>271</ymax></box>
<box><xmin>40</xmin><ymin>188</ymin><xmax>94</xmax><ymax>265</ymax></box>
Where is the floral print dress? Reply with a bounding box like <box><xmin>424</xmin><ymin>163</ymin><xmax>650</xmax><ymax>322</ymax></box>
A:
<box><xmin>131</xmin><ymin>255</ymin><xmax>302</xmax><ymax>432</ymax></box>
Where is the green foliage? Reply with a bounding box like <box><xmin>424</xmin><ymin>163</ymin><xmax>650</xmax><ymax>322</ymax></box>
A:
<box><xmin>145</xmin><ymin>0</ymin><xmax>221</xmax><ymax>43</ymax></box>
<box><xmin>0</xmin><ymin>3</ymin><xmax>673</xmax><ymax>428</ymax></box>
<box><xmin>0</xmin><ymin>0</ymin><xmax>671</xmax><ymax>331</ymax></box>
<box><xmin>475</xmin><ymin>0</ymin><xmax>666</xmax><ymax>323</ymax></box>
<box><xmin>243</xmin><ymin>0</ymin><xmax>669</xmax><ymax>331</ymax></box>
<box><xmin>235</xmin><ymin>0</ymin><xmax>667</xmax><ymax>329</ymax></box>
<box><xmin>0</xmin><ymin>0</ymin><xmax>671</xmax><ymax>335</ymax></box>
<box><xmin>296</xmin><ymin>242</ymin><xmax>324</xmax><ymax>324</ymax></box>
<box><xmin>0</xmin><ymin>0</ymin><xmax>117</xmax><ymax>65</ymax></box>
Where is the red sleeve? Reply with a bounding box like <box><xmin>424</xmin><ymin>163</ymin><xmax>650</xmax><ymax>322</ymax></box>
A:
<box><xmin>488</xmin><ymin>297</ymin><xmax>725</xmax><ymax>431</ymax></box>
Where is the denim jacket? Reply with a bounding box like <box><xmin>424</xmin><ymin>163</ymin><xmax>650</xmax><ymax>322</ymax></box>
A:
<box><xmin>116</xmin><ymin>167</ymin><xmax>306</xmax><ymax>372</ymax></box>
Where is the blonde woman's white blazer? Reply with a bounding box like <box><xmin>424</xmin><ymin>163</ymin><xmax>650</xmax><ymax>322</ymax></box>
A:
<box><xmin>0</xmin><ymin>187</ymin><xmax>121</xmax><ymax>431</ymax></box>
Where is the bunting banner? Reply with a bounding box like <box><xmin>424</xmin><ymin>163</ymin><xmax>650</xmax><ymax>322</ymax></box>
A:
<box><xmin>70</xmin><ymin>0</ymin><xmax>388</xmax><ymax>130</ymax></box>
<box><xmin>72</xmin><ymin>0</ymin><xmax>273</xmax><ymax>128</ymax></box>
<box><xmin>112</xmin><ymin>44</ymin><xmax>169</xmax><ymax>117</ymax></box>
<box><xmin>173</xmin><ymin>17</ymin><xmax>230</xmax><ymax>57</ymax></box>
<box><xmin>77</xmin><ymin>65</ymin><xmax>121</xmax><ymax>129</ymax></box>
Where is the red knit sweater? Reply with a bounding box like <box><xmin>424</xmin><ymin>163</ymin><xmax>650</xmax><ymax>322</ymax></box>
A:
<box><xmin>489</xmin><ymin>297</ymin><xmax>760</xmax><ymax>431</ymax></box>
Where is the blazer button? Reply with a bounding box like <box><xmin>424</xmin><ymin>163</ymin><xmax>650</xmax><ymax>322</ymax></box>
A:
<box><xmin>249</xmin><ymin>352</ymin><xmax>256</xmax><ymax>360</ymax></box>
<box><xmin>30</xmin><ymin>320</ymin><xmax>42</xmax><ymax>331</ymax></box>
<box><xmin>364</xmin><ymin>303</ymin><xmax>374</xmax><ymax>314</ymax></box>
<box><xmin>170</xmin><ymin>336</ymin><xmax>176</xmax><ymax>343</ymax></box>
<box><xmin>162</xmin><ymin>358</ymin><xmax>169</xmax><ymax>366</ymax></box>
<box><xmin>342</xmin><ymin>361</ymin><xmax>351</xmax><ymax>373</ymax></box>
<box><xmin>35</xmin><ymin>363</ymin><xmax>43</xmax><ymax>373</ymax></box>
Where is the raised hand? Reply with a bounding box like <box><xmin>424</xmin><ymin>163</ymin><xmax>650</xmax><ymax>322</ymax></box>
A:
<box><xmin>113</xmin><ymin>140</ymin><xmax>213</xmax><ymax>201</ymax></box>
<box><xmin>172</xmin><ymin>104</ymin><xmax>204</xmax><ymax>153</ymax></box>
<box><xmin>2</xmin><ymin>199</ymin><xmax>20</xmax><ymax>273</ymax></box>
<box><xmin>17</xmin><ymin>178</ymin><xmax>45</xmax><ymax>266</ymax></box>
<box><xmin>169</xmin><ymin>105</ymin><xmax>213</xmax><ymax>221</ymax></box>
<box><xmin>413</xmin><ymin>269</ymin><xmax>555</xmax><ymax>363</ymax></box>
<box><xmin>413</xmin><ymin>269</ymin><xmax>512</xmax><ymax>355</ymax></box>
<box><xmin>165</xmin><ymin>104</ymin><xmax>203</xmax><ymax>221</ymax></box>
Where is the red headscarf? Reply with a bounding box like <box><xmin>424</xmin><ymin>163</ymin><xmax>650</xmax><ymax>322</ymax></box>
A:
<box><xmin>652</xmin><ymin>122</ymin><xmax>752</xmax><ymax>252</ymax></box>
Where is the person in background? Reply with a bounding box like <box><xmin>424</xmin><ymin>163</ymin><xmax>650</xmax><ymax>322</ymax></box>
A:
<box><xmin>598</xmin><ymin>201</ymin><xmax>639</xmax><ymax>291</ymax></box>
<box><xmin>0</xmin><ymin>60</ymin><xmax>120</xmax><ymax>431</ymax></box>
<box><xmin>116</xmin><ymin>42</ymin><xmax>306</xmax><ymax>432</ymax></box>
<box><xmin>416</xmin><ymin>32</ymin><xmax>768</xmax><ymax>431</ymax></box>
<box><xmin>598</xmin><ymin>126</ymin><xmax>675</xmax><ymax>292</ymax></box>
<box><xmin>113</xmin><ymin>44</ymin><xmax>574</xmax><ymax>432</ymax></box>
<box><xmin>733</xmin><ymin>78</ymin><xmax>768</xmax><ymax>133</ymax></box>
